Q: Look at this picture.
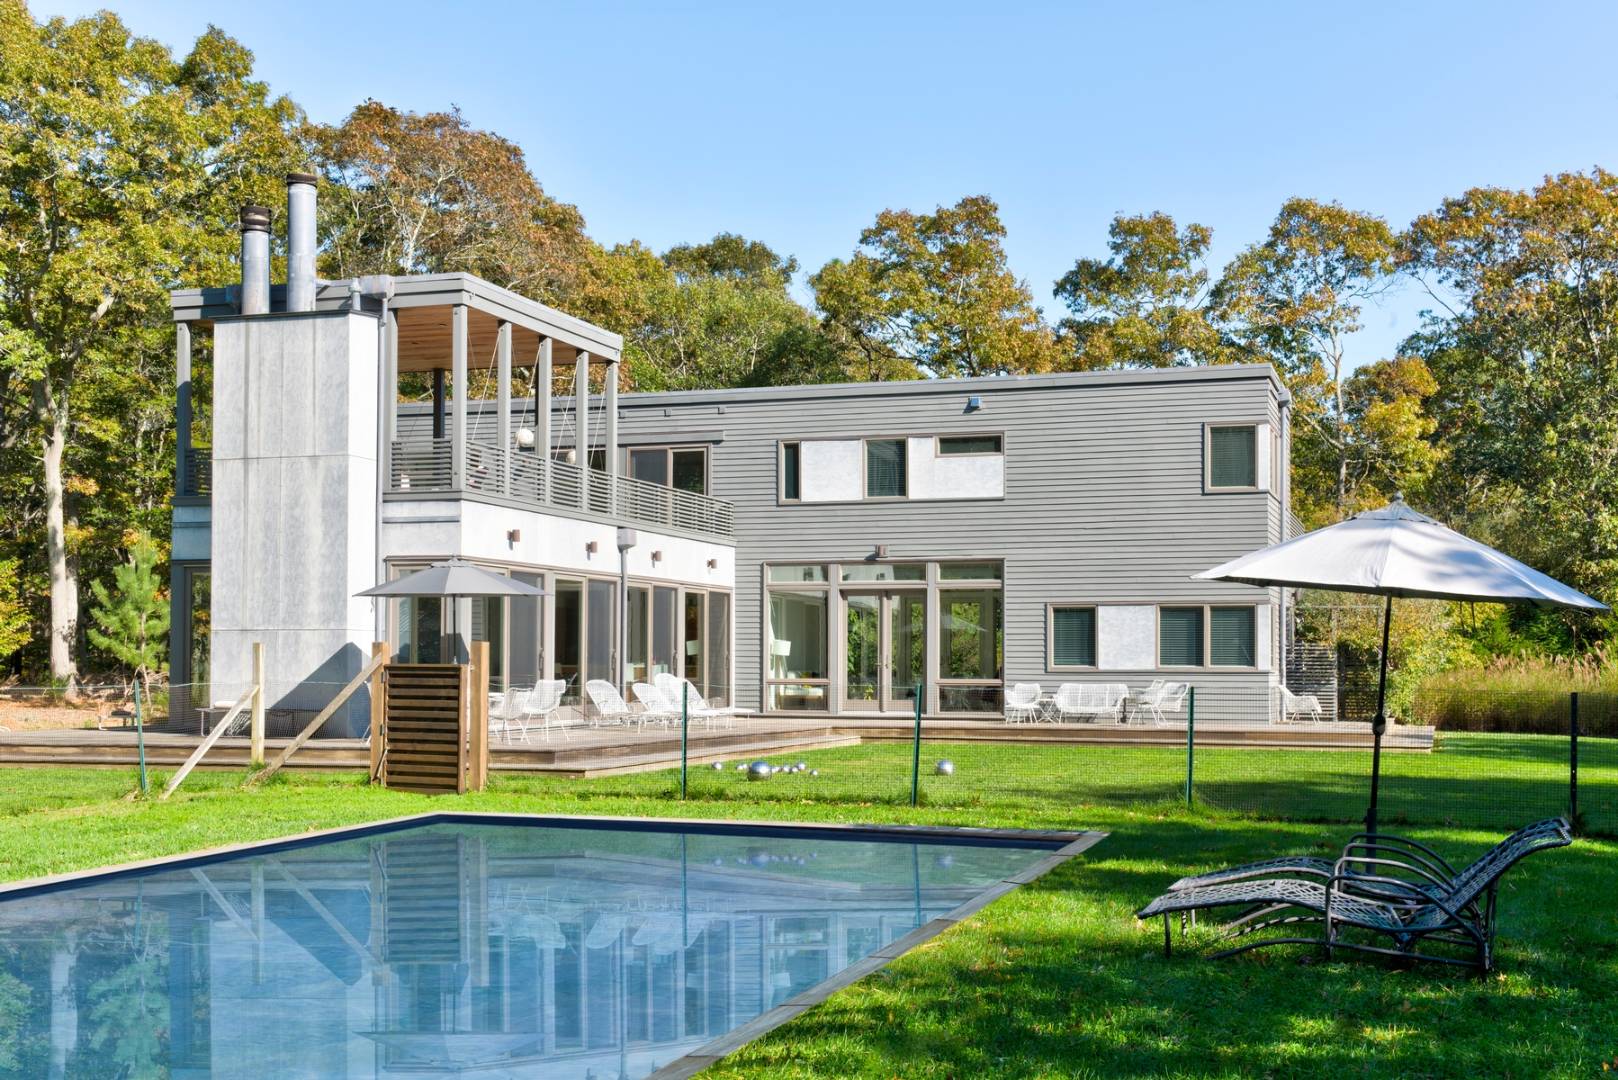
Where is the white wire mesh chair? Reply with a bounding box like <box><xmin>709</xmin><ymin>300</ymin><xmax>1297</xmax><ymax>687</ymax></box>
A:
<box><xmin>1004</xmin><ymin>682</ymin><xmax>1043</xmax><ymax>724</ymax></box>
<box><xmin>518</xmin><ymin>679</ymin><xmax>568</xmax><ymax>740</ymax></box>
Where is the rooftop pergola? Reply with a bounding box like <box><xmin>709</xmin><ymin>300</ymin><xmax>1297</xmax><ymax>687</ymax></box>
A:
<box><xmin>170</xmin><ymin>272</ymin><xmax>626</xmax><ymax>494</ymax></box>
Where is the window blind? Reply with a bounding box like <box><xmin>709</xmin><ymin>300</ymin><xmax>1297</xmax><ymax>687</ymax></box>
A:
<box><xmin>1159</xmin><ymin>607</ymin><xmax>1204</xmax><ymax>666</ymax></box>
<box><xmin>1052</xmin><ymin>607</ymin><xmax>1096</xmax><ymax>666</ymax></box>
<box><xmin>866</xmin><ymin>439</ymin><xmax>907</xmax><ymax>498</ymax></box>
<box><xmin>1210</xmin><ymin>606</ymin><xmax>1256</xmax><ymax>666</ymax></box>
<box><xmin>1209</xmin><ymin>426</ymin><xmax>1257</xmax><ymax>488</ymax></box>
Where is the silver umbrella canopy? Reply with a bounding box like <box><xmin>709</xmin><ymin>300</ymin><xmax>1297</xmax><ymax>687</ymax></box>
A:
<box><xmin>357</xmin><ymin>560</ymin><xmax>546</xmax><ymax>662</ymax></box>
<box><xmin>1195</xmin><ymin>498</ymin><xmax>1606</xmax><ymax>833</ymax></box>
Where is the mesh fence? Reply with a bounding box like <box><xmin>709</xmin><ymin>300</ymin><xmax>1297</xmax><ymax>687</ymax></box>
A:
<box><xmin>0</xmin><ymin>680</ymin><xmax>372</xmax><ymax>740</ymax></box>
<box><xmin>515</xmin><ymin>683</ymin><xmax>1613</xmax><ymax>837</ymax></box>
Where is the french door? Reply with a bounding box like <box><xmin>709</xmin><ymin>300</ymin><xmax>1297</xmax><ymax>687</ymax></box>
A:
<box><xmin>843</xmin><ymin>591</ymin><xmax>925</xmax><ymax>713</ymax></box>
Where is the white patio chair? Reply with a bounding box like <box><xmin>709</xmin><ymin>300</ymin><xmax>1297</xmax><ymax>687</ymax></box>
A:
<box><xmin>585</xmin><ymin>679</ymin><xmax>635</xmax><ymax>728</ymax></box>
<box><xmin>489</xmin><ymin>688</ymin><xmax>525</xmax><ymax>744</ymax></box>
<box><xmin>655</xmin><ymin>673</ymin><xmax>741</xmax><ymax>730</ymax></box>
<box><xmin>519</xmin><ymin>679</ymin><xmax>568</xmax><ymax>740</ymax></box>
<box><xmin>1138</xmin><ymin>681</ymin><xmax>1190</xmax><ymax>726</ymax></box>
<box><xmin>1054</xmin><ymin>683</ymin><xmax>1126</xmax><ymax>723</ymax></box>
<box><xmin>631</xmin><ymin>682</ymin><xmax>679</xmax><ymax>731</ymax></box>
<box><xmin>1279</xmin><ymin>685</ymin><xmax>1324</xmax><ymax>723</ymax></box>
<box><xmin>1004</xmin><ymin>682</ymin><xmax>1043</xmax><ymax>724</ymax></box>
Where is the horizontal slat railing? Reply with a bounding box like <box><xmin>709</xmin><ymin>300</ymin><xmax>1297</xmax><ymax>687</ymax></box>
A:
<box><xmin>388</xmin><ymin>437</ymin><xmax>734</xmax><ymax>540</ymax></box>
<box><xmin>181</xmin><ymin>447</ymin><xmax>211</xmax><ymax>497</ymax></box>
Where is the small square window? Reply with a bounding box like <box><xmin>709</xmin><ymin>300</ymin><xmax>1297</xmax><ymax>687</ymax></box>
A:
<box><xmin>1208</xmin><ymin>426</ymin><xmax>1257</xmax><ymax>489</ymax></box>
<box><xmin>865</xmin><ymin>439</ymin><xmax>907</xmax><ymax>498</ymax></box>
<box><xmin>1051</xmin><ymin>606</ymin><xmax>1096</xmax><ymax>667</ymax></box>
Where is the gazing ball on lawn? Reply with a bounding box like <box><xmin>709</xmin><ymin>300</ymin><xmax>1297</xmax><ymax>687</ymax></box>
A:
<box><xmin>795</xmin><ymin>761</ymin><xmax>807</xmax><ymax>771</ymax></box>
<box><xmin>735</xmin><ymin>763</ymin><xmax>747</xmax><ymax>772</ymax></box>
<box><xmin>934</xmin><ymin>759</ymin><xmax>956</xmax><ymax>776</ymax></box>
<box><xmin>747</xmin><ymin>761</ymin><xmax>773</xmax><ymax>781</ymax></box>
<box><xmin>711</xmin><ymin>761</ymin><xmax>725</xmax><ymax>771</ymax></box>
<box><xmin>810</xmin><ymin>769</ymin><xmax>819</xmax><ymax>777</ymax></box>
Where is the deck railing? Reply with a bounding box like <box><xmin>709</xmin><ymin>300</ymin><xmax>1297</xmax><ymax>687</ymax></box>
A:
<box><xmin>180</xmin><ymin>446</ymin><xmax>212</xmax><ymax>497</ymax></box>
<box><xmin>390</xmin><ymin>437</ymin><xmax>735</xmax><ymax>541</ymax></box>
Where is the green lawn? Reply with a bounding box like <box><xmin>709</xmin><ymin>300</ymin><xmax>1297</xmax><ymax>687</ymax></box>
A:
<box><xmin>0</xmin><ymin>759</ymin><xmax>1613</xmax><ymax>1078</ymax></box>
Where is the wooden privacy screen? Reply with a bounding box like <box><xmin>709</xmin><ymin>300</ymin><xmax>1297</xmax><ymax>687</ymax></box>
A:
<box><xmin>377</xmin><ymin>662</ymin><xmax>487</xmax><ymax>793</ymax></box>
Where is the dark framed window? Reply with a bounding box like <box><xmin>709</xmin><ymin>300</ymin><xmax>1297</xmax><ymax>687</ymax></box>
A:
<box><xmin>1158</xmin><ymin>606</ymin><xmax>1204</xmax><ymax>667</ymax></box>
<box><xmin>1208</xmin><ymin>425</ymin><xmax>1257</xmax><ymax>489</ymax></box>
<box><xmin>1050</xmin><ymin>606</ymin><xmax>1096</xmax><ymax>668</ymax></box>
<box><xmin>628</xmin><ymin>445</ymin><xmax>707</xmax><ymax>495</ymax></box>
<box><xmin>864</xmin><ymin>439</ymin><xmax>907</xmax><ymax>498</ymax></box>
<box><xmin>781</xmin><ymin>442</ymin><xmax>801</xmax><ymax>501</ymax></box>
<box><xmin>938</xmin><ymin>435</ymin><xmax>1003</xmax><ymax>455</ymax></box>
<box><xmin>1210</xmin><ymin>606</ymin><xmax>1256</xmax><ymax>667</ymax></box>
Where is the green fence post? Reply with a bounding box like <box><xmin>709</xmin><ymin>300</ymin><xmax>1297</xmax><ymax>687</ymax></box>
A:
<box><xmin>134</xmin><ymin>681</ymin><xmax>148</xmax><ymax>796</ymax></box>
<box><xmin>1569</xmin><ymin>691</ymin><xmax>1579</xmax><ymax>833</ymax></box>
<box><xmin>1185</xmin><ymin>686</ymin><xmax>1195</xmax><ymax>809</ymax></box>
<box><xmin>681</xmin><ymin>683</ymin><xmax>689</xmax><ymax>800</ymax></box>
<box><xmin>910</xmin><ymin>682</ymin><xmax>923</xmax><ymax>808</ymax></box>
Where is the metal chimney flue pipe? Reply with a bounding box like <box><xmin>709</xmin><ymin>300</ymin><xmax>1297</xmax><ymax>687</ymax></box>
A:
<box><xmin>238</xmin><ymin>204</ymin><xmax>272</xmax><ymax>315</ymax></box>
<box><xmin>285</xmin><ymin>171</ymin><xmax>318</xmax><ymax>312</ymax></box>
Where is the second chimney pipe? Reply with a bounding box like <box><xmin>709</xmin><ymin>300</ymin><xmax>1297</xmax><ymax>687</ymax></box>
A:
<box><xmin>239</xmin><ymin>205</ymin><xmax>271</xmax><ymax>316</ymax></box>
<box><xmin>286</xmin><ymin>171</ymin><xmax>318</xmax><ymax>312</ymax></box>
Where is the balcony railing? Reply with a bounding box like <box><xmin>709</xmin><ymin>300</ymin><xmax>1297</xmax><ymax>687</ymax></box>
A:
<box><xmin>390</xmin><ymin>437</ymin><xmax>735</xmax><ymax>541</ymax></box>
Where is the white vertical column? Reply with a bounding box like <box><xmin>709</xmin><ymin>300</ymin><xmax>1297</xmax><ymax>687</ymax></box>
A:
<box><xmin>604</xmin><ymin>357</ymin><xmax>619</xmax><ymax>516</ymax></box>
<box><xmin>537</xmin><ymin>338</ymin><xmax>552</xmax><ymax>503</ymax></box>
<box><xmin>451</xmin><ymin>304</ymin><xmax>468</xmax><ymax>489</ymax></box>
<box><xmin>575</xmin><ymin>350</ymin><xmax>590</xmax><ymax>507</ymax></box>
<box><xmin>175</xmin><ymin>322</ymin><xmax>192</xmax><ymax>494</ymax></box>
<box><xmin>496</xmin><ymin>320</ymin><xmax>511</xmax><ymax>495</ymax></box>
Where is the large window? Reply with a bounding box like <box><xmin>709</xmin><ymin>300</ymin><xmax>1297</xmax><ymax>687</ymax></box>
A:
<box><xmin>1159</xmin><ymin>604</ymin><xmax>1256</xmax><ymax>667</ymax></box>
<box><xmin>767</xmin><ymin>588</ymin><xmax>829</xmax><ymax>712</ymax></box>
<box><xmin>864</xmin><ymin>439</ymin><xmax>907</xmax><ymax>498</ymax></box>
<box><xmin>1207</xmin><ymin>425</ymin><xmax>1258</xmax><ymax>490</ymax></box>
<box><xmin>1049</xmin><ymin>605</ymin><xmax>1096</xmax><ymax>668</ymax></box>
<box><xmin>938</xmin><ymin>587</ymin><xmax>1003</xmax><ymax>713</ymax></box>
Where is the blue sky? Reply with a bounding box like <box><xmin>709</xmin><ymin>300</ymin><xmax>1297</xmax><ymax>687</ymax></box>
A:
<box><xmin>34</xmin><ymin>0</ymin><xmax>1618</xmax><ymax>368</ymax></box>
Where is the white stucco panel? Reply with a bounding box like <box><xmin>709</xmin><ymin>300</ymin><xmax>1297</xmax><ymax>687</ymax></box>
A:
<box><xmin>1255</xmin><ymin>602</ymin><xmax>1272</xmax><ymax>670</ymax></box>
<box><xmin>1097</xmin><ymin>605</ymin><xmax>1156</xmax><ymax>670</ymax></box>
<box><xmin>799</xmin><ymin>440</ymin><xmax>862</xmax><ymax>502</ymax></box>
<box><xmin>907</xmin><ymin>437</ymin><xmax>1004</xmax><ymax>500</ymax></box>
<box><xmin>1256</xmin><ymin>422</ymin><xmax>1273</xmax><ymax>493</ymax></box>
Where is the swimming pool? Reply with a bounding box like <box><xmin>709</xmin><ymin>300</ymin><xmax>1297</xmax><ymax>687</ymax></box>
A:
<box><xmin>0</xmin><ymin>814</ymin><xmax>1097</xmax><ymax>1078</ymax></box>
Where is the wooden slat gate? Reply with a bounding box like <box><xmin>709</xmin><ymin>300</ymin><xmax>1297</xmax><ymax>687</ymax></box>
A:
<box><xmin>379</xmin><ymin>663</ymin><xmax>470</xmax><ymax>793</ymax></box>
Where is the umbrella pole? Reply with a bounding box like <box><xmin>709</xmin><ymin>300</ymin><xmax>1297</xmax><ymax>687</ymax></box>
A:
<box><xmin>1366</xmin><ymin>594</ymin><xmax>1392</xmax><ymax>835</ymax></box>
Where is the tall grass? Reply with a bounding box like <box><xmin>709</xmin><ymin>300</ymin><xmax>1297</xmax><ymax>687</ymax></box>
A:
<box><xmin>1414</xmin><ymin>648</ymin><xmax>1618</xmax><ymax>735</ymax></box>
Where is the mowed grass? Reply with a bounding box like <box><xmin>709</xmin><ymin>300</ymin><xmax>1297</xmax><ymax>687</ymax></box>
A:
<box><xmin>0</xmin><ymin>752</ymin><xmax>1614</xmax><ymax>1078</ymax></box>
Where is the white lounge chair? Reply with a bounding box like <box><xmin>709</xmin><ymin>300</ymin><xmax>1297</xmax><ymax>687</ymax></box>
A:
<box><xmin>489</xmin><ymin>688</ymin><xmax>526</xmax><ymax>744</ymax></box>
<box><xmin>655</xmin><ymin>673</ymin><xmax>741</xmax><ymax>729</ymax></box>
<box><xmin>519</xmin><ymin>679</ymin><xmax>568</xmax><ymax>740</ymax></box>
<box><xmin>585</xmin><ymin>679</ymin><xmax>635</xmax><ymax>728</ymax></box>
<box><xmin>1279</xmin><ymin>685</ymin><xmax>1324</xmax><ymax>723</ymax></box>
<box><xmin>631</xmin><ymin>682</ymin><xmax>680</xmax><ymax>730</ymax></box>
<box><xmin>1053</xmin><ymin>683</ymin><xmax>1128</xmax><ymax>723</ymax></box>
<box><xmin>1004</xmin><ymin>682</ymin><xmax>1043</xmax><ymax>724</ymax></box>
<box><xmin>1137</xmin><ymin>681</ymin><xmax>1189</xmax><ymax>725</ymax></box>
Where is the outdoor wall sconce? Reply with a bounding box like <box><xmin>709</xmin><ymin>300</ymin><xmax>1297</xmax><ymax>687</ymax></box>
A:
<box><xmin>652</xmin><ymin>550</ymin><xmax>664</xmax><ymax>564</ymax></box>
<box><xmin>707</xmin><ymin>558</ymin><xmax>718</xmax><ymax>570</ymax></box>
<box><xmin>585</xmin><ymin>540</ymin><xmax>598</xmax><ymax>555</ymax></box>
<box><xmin>872</xmin><ymin>544</ymin><xmax>888</xmax><ymax>560</ymax></box>
<box><xmin>507</xmin><ymin>529</ymin><xmax>521</xmax><ymax>543</ymax></box>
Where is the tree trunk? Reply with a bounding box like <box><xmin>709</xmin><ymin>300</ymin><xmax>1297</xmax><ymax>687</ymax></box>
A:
<box><xmin>39</xmin><ymin>387</ymin><xmax>78</xmax><ymax>689</ymax></box>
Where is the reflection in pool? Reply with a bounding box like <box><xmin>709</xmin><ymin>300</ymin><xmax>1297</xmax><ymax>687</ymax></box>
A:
<box><xmin>0</xmin><ymin>819</ymin><xmax>1055</xmax><ymax>1078</ymax></box>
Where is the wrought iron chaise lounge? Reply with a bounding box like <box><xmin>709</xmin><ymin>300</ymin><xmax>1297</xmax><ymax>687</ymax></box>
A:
<box><xmin>1136</xmin><ymin>817</ymin><xmax>1571</xmax><ymax>972</ymax></box>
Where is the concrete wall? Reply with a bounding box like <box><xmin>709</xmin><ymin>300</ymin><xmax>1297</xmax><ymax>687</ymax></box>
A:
<box><xmin>209</xmin><ymin>311</ymin><xmax>378</xmax><ymax>731</ymax></box>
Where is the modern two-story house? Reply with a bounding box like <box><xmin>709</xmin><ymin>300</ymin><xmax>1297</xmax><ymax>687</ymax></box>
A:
<box><xmin>168</xmin><ymin>176</ymin><xmax>1293</xmax><ymax>733</ymax></box>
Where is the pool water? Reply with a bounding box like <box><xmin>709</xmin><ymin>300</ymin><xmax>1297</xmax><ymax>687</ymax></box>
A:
<box><xmin>0</xmin><ymin>818</ymin><xmax>1057</xmax><ymax>1078</ymax></box>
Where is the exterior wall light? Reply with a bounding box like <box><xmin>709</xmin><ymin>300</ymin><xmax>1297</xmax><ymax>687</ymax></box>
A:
<box><xmin>651</xmin><ymin>550</ymin><xmax>663</xmax><ymax>565</ymax></box>
<box><xmin>507</xmin><ymin>529</ymin><xmax>521</xmax><ymax>543</ymax></box>
<box><xmin>585</xmin><ymin>540</ymin><xmax>598</xmax><ymax>555</ymax></box>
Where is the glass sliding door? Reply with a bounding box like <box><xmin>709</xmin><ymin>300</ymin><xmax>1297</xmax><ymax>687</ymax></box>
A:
<box><xmin>509</xmin><ymin>572</ymin><xmax>542</xmax><ymax>690</ymax></box>
<box><xmin>585</xmin><ymin>580</ymin><xmax>615</xmax><ymax>687</ymax></box>
<box><xmin>554</xmin><ymin>580</ymin><xmax>582</xmax><ymax>702</ymax></box>
<box><xmin>652</xmin><ymin>587</ymin><xmax>677</xmax><ymax>677</ymax></box>
<box><xmin>767</xmin><ymin>589</ymin><xmax>829</xmax><ymax>711</ymax></box>
<box><xmin>938</xmin><ymin>587</ymin><xmax>1003</xmax><ymax>713</ymax></box>
<box><xmin>394</xmin><ymin>595</ymin><xmax>445</xmax><ymax>664</ymax></box>
<box><xmin>470</xmin><ymin>595</ymin><xmax>505</xmax><ymax>690</ymax></box>
<box><xmin>707</xmin><ymin>592</ymin><xmax>730</xmax><ymax>706</ymax></box>
<box><xmin>683</xmin><ymin>591</ymin><xmax>705</xmax><ymax>688</ymax></box>
<box><xmin>627</xmin><ymin>585</ymin><xmax>650</xmax><ymax>685</ymax></box>
<box><xmin>844</xmin><ymin>591</ymin><xmax>925</xmax><ymax>713</ymax></box>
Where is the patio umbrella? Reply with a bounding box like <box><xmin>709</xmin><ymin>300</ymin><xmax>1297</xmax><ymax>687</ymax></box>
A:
<box><xmin>1194</xmin><ymin>497</ymin><xmax>1606</xmax><ymax>833</ymax></box>
<box><xmin>357</xmin><ymin>559</ymin><xmax>545</xmax><ymax>662</ymax></box>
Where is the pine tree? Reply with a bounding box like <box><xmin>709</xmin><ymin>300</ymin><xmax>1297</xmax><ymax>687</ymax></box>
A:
<box><xmin>86</xmin><ymin>534</ymin><xmax>169</xmax><ymax>697</ymax></box>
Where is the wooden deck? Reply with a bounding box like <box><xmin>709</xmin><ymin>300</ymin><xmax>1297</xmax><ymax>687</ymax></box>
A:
<box><xmin>0</xmin><ymin>716</ymin><xmax>1433</xmax><ymax>776</ymax></box>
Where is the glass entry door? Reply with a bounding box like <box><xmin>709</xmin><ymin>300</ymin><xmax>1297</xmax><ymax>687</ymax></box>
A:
<box><xmin>844</xmin><ymin>591</ymin><xmax>925</xmax><ymax>713</ymax></box>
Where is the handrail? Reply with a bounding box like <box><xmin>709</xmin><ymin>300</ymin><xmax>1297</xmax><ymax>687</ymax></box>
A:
<box><xmin>388</xmin><ymin>437</ymin><xmax>735</xmax><ymax>540</ymax></box>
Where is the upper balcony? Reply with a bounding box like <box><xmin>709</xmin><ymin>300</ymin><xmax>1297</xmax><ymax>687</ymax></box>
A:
<box><xmin>388</xmin><ymin>435</ymin><xmax>735</xmax><ymax>541</ymax></box>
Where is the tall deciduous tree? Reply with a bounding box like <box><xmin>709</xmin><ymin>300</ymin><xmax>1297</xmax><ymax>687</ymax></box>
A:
<box><xmin>811</xmin><ymin>195</ymin><xmax>1059</xmax><ymax>379</ymax></box>
<box><xmin>1406</xmin><ymin>170</ymin><xmax>1618</xmax><ymax>598</ymax></box>
<box><xmin>1053</xmin><ymin>211</ymin><xmax>1228</xmax><ymax>369</ymax></box>
<box><xmin>0</xmin><ymin>4</ymin><xmax>301</xmax><ymax>683</ymax></box>
<box><xmin>1212</xmin><ymin>198</ymin><xmax>1401</xmax><ymax>524</ymax></box>
<box><xmin>314</xmin><ymin>102</ymin><xmax>591</xmax><ymax>305</ymax></box>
